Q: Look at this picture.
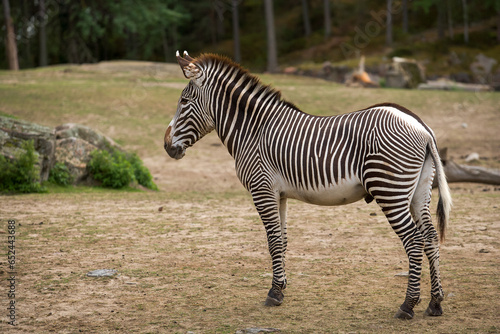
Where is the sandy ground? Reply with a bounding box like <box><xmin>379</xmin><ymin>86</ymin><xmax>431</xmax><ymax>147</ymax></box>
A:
<box><xmin>1</xmin><ymin>141</ymin><xmax>499</xmax><ymax>333</ymax></box>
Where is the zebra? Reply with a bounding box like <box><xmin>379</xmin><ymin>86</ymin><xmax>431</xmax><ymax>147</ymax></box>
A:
<box><xmin>164</xmin><ymin>51</ymin><xmax>452</xmax><ymax>319</ymax></box>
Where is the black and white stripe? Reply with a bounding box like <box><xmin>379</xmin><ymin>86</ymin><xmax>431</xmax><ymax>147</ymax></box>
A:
<box><xmin>164</xmin><ymin>52</ymin><xmax>452</xmax><ymax>319</ymax></box>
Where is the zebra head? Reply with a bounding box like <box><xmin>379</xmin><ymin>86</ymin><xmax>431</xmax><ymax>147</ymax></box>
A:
<box><xmin>164</xmin><ymin>51</ymin><xmax>214</xmax><ymax>159</ymax></box>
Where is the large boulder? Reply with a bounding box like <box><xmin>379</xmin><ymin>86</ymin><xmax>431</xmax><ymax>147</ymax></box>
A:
<box><xmin>0</xmin><ymin>118</ymin><xmax>124</xmax><ymax>185</ymax></box>
<box><xmin>385</xmin><ymin>57</ymin><xmax>425</xmax><ymax>89</ymax></box>
<box><xmin>54</xmin><ymin>124</ymin><xmax>121</xmax><ymax>183</ymax></box>
<box><xmin>0</xmin><ymin>116</ymin><xmax>55</xmax><ymax>182</ymax></box>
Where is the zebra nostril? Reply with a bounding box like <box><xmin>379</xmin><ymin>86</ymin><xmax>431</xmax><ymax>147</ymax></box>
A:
<box><xmin>164</xmin><ymin>143</ymin><xmax>185</xmax><ymax>159</ymax></box>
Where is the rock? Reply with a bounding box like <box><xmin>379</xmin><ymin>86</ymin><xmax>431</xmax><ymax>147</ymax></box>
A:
<box><xmin>86</xmin><ymin>269</ymin><xmax>118</xmax><ymax>277</ymax></box>
<box><xmin>321</xmin><ymin>62</ymin><xmax>351</xmax><ymax>83</ymax></box>
<box><xmin>450</xmin><ymin>72</ymin><xmax>472</xmax><ymax>84</ymax></box>
<box><xmin>55</xmin><ymin>124</ymin><xmax>122</xmax><ymax>184</ymax></box>
<box><xmin>235</xmin><ymin>328</ymin><xmax>280</xmax><ymax>334</ymax></box>
<box><xmin>55</xmin><ymin>137</ymin><xmax>100</xmax><ymax>183</ymax></box>
<box><xmin>491</xmin><ymin>69</ymin><xmax>500</xmax><ymax>91</ymax></box>
<box><xmin>0</xmin><ymin>116</ymin><xmax>56</xmax><ymax>182</ymax></box>
<box><xmin>385</xmin><ymin>57</ymin><xmax>425</xmax><ymax>89</ymax></box>
<box><xmin>465</xmin><ymin>152</ymin><xmax>480</xmax><ymax>162</ymax></box>
<box><xmin>55</xmin><ymin>123</ymin><xmax>119</xmax><ymax>149</ymax></box>
<box><xmin>470</xmin><ymin>54</ymin><xmax>497</xmax><ymax>84</ymax></box>
<box><xmin>417</xmin><ymin>79</ymin><xmax>492</xmax><ymax>92</ymax></box>
<box><xmin>394</xmin><ymin>271</ymin><xmax>409</xmax><ymax>277</ymax></box>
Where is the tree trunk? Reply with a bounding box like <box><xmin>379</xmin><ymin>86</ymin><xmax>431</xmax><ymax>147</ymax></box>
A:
<box><xmin>2</xmin><ymin>0</ymin><xmax>19</xmax><ymax>70</ymax></box>
<box><xmin>498</xmin><ymin>9</ymin><xmax>500</xmax><ymax>43</ymax></box>
<box><xmin>39</xmin><ymin>0</ymin><xmax>48</xmax><ymax>67</ymax></box>
<box><xmin>462</xmin><ymin>0</ymin><xmax>469</xmax><ymax>44</ymax></box>
<box><xmin>447</xmin><ymin>0</ymin><xmax>454</xmax><ymax>39</ymax></box>
<box><xmin>161</xmin><ymin>29</ymin><xmax>169</xmax><ymax>63</ymax></box>
<box><xmin>232</xmin><ymin>0</ymin><xmax>241</xmax><ymax>63</ymax></box>
<box><xmin>437</xmin><ymin>0</ymin><xmax>445</xmax><ymax>40</ymax></box>
<box><xmin>324</xmin><ymin>0</ymin><xmax>331</xmax><ymax>40</ymax></box>
<box><xmin>21</xmin><ymin>0</ymin><xmax>32</xmax><ymax>67</ymax></box>
<box><xmin>432</xmin><ymin>148</ymin><xmax>500</xmax><ymax>188</ymax></box>
<box><xmin>264</xmin><ymin>0</ymin><xmax>278</xmax><ymax>73</ymax></box>
<box><xmin>301</xmin><ymin>0</ymin><xmax>312</xmax><ymax>38</ymax></box>
<box><xmin>214</xmin><ymin>0</ymin><xmax>225</xmax><ymax>40</ymax></box>
<box><xmin>386</xmin><ymin>0</ymin><xmax>392</xmax><ymax>46</ymax></box>
<box><xmin>402</xmin><ymin>0</ymin><xmax>408</xmax><ymax>33</ymax></box>
<box><xmin>433</xmin><ymin>160</ymin><xmax>500</xmax><ymax>188</ymax></box>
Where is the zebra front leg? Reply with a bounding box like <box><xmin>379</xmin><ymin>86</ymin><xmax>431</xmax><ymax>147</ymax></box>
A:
<box><xmin>253</xmin><ymin>191</ymin><xmax>287</xmax><ymax>306</ymax></box>
<box><xmin>279</xmin><ymin>197</ymin><xmax>288</xmax><ymax>269</ymax></box>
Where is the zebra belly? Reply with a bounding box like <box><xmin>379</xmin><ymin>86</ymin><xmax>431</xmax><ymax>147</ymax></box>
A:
<box><xmin>281</xmin><ymin>176</ymin><xmax>368</xmax><ymax>206</ymax></box>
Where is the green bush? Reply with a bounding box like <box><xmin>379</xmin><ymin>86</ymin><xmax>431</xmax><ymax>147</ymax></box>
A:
<box><xmin>48</xmin><ymin>162</ymin><xmax>74</xmax><ymax>186</ymax></box>
<box><xmin>87</xmin><ymin>149</ymin><xmax>134</xmax><ymax>189</ymax></box>
<box><xmin>0</xmin><ymin>140</ymin><xmax>46</xmax><ymax>193</ymax></box>
<box><xmin>87</xmin><ymin>147</ymin><xmax>158</xmax><ymax>190</ymax></box>
<box><xmin>128</xmin><ymin>153</ymin><xmax>158</xmax><ymax>191</ymax></box>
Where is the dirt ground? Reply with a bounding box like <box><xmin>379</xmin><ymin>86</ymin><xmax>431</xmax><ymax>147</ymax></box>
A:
<box><xmin>1</xmin><ymin>63</ymin><xmax>499</xmax><ymax>333</ymax></box>
<box><xmin>1</xmin><ymin>138</ymin><xmax>499</xmax><ymax>333</ymax></box>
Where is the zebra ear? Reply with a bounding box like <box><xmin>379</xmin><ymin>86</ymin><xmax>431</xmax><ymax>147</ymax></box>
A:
<box><xmin>176</xmin><ymin>51</ymin><xmax>204</xmax><ymax>86</ymax></box>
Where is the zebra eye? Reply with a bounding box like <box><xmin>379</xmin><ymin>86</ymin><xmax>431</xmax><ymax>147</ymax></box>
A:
<box><xmin>180</xmin><ymin>97</ymin><xmax>190</xmax><ymax>105</ymax></box>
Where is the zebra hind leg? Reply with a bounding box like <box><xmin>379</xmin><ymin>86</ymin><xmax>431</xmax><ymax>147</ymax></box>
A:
<box><xmin>377</xmin><ymin>197</ymin><xmax>425</xmax><ymax>319</ymax></box>
<box><xmin>411</xmin><ymin>164</ymin><xmax>445</xmax><ymax>317</ymax></box>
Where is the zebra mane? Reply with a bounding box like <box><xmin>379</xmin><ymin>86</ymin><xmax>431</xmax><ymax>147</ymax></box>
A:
<box><xmin>194</xmin><ymin>53</ymin><xmax>299</xmax><ymax>111</ymax></box>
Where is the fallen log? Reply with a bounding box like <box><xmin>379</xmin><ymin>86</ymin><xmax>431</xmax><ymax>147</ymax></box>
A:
<box><xmin>432</xmin><ymin>148</ymin><xmax>500</xmax><ymax>188</ymax></box>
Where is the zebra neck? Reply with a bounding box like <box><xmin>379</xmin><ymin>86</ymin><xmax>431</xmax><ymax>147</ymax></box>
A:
<box><xmin>214</xmin><ymin>86</ymin><xmax>301</xmax><ymax>159</ymax></box>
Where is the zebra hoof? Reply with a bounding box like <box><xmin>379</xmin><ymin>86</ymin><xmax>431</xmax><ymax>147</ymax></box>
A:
<box><xmin>264</xmin><ymin>288</ymin><xmax>284</xmax><ymax>307</ymax></box>
<box><xmin>424</xmin><ymin>296</ymin><xmax>444</xmax><ymax>317</ymax></box>
<box><xmin>394</xmin><ymin>304</ymin><xmax>414</xmax><ymax>320</ymax></box>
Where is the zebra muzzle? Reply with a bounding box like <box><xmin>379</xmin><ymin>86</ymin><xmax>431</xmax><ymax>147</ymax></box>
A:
<box><xmin>164</xmin><ymin>143</ymin><xmax>185</xmax><ymax>160</ymax></box>
<box><xmin>164</xmin><ymin>126</ymin><xmax>185</xmax><ymax>159</ymax></box>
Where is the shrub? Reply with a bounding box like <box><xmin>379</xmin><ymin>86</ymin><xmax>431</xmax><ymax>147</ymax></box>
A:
<box><xmin>128</xmin><ymin>153</ymin><xmax>158</xmax><ymax>191</ymax></box>
<box><xmin>0</xmin><ymin>140</ymin><xmax>46</xmax><ymax>193</ymax></box>
<box><xmin>87</xmin><ymin>147</ymin><xmax>158</xmax><ymax>190</ymax></box>
<box><xmin>87</xmin><ymin>149</ymin><xmax>134</xmax><ymax>189</ymax></box>
<box><xmin>48</xmin><ymin>162</ymin><xmax>74</xmax><ymax>186</ymax></box>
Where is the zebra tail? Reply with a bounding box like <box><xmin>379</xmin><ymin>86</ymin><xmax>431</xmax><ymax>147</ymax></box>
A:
<box><xmin>428</xmin><ymin>140</ymin><xmax>452</xmax><ymax>243</ymax></box>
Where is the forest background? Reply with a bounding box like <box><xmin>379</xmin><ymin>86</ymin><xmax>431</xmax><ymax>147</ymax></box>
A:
<box><xmin>1</xmin><ymin>0</ymin><xmax>500</xmax><ymax>76</ymax></box>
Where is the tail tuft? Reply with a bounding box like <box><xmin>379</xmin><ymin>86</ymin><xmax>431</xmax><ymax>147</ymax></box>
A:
<box><xmin>428</xmin><ymin>141</ymin><xmax>452</xmax><ymax>243</ymax></box>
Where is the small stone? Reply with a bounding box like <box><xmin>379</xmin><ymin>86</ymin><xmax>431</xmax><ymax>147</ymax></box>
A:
<box><xmin>86</xmin><ymin>269</ymin><xmax>118</xmax><ymax>277</ymax></box>
<box><xmin>448</xmin><ymin>292</ymin><xmax>456</xmax><ymax>298</ymax></box>
<box><xmin>461</xmin><ymin>123</ymin><xmax>468</xmax><ymax>129</ymax></box>
<box><xmin>158</xmin><ymin>206</ymin><xmax>164</xmax><ymax>212</ymax></box>
<box><xmin>370</xmin><ymin>212</ymin><xmax>377</xmax><ymax>216</ymax></box>
<box><xmin>479</xmin><ymin>249</ymin><xmax>490</xmax><ymax>253</ymax></box>
<box><xmin>235</xmin><ymin>328</ymin><xmax>280</xmax><ymax>334</ymax></box>
<box><xmin>395</xmin><ymin>271</ymin><xmax>409</xmax><ymax>277</ymax></box>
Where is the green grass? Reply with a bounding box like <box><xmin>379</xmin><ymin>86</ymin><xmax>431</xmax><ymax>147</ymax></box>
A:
<box><xmin>1</xmin><ymin>63</ymin><xmax>499</xmax><ymax>160</ymax></box>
